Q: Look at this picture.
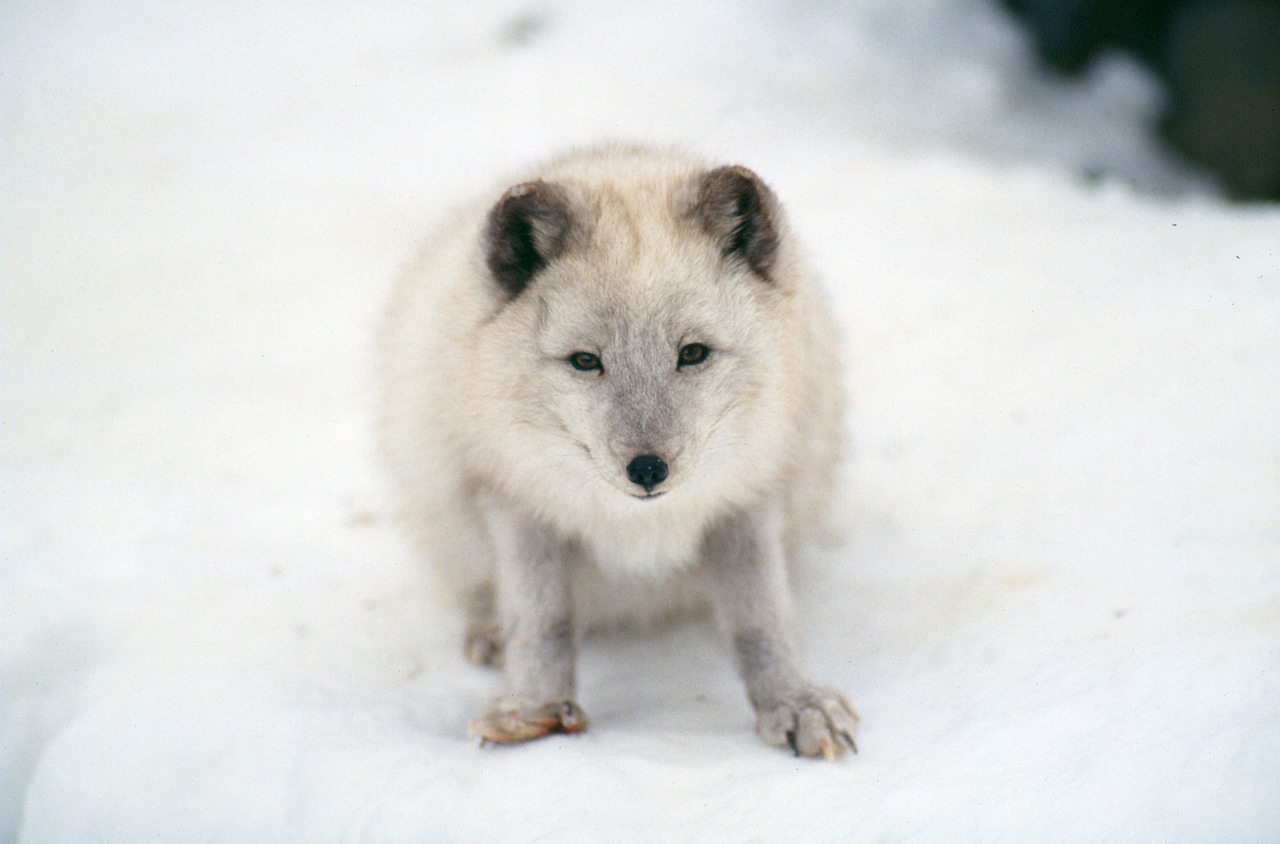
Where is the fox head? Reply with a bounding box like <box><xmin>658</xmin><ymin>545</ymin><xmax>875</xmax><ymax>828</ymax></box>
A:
<box><xmin>465</xmin><ymin>158</ymin><xmax>805</xmax><ymax>532</ymax></box>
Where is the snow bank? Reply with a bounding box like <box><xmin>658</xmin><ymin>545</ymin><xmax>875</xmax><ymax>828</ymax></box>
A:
<box><xmin>4</xmin><ymin>0</ymin><xmax>1277</xmax><ymax>841</ymax></box>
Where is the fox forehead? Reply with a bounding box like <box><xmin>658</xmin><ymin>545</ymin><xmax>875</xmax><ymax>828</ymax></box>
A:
<box><xmin>529</xmin><ymin>267</ymin><xmax>760</xmax><ymax>357</ymax></box>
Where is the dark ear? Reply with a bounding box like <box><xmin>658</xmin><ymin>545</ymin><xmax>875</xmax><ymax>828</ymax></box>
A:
<box><xmin>690</xmin><ymin>165</ymin><xmax>780</xmax><ymax>278</ymax></box>
<box><xmin>484</xmin><ymin>180</ymin><xmax>576</xmax><ymax>297</ymax></box>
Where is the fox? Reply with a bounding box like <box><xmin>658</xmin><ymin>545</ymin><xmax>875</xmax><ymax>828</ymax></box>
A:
<box><xmin>376</xmin><ymin>144</ymin><xmax>857</xmax><ymax>759</ymax></box>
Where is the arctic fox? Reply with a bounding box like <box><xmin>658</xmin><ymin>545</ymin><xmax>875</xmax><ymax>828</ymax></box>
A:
<box><xmin>377</xmin><ymin>145</ymin><xmax>856</xmax><ymax>759</ymax></box>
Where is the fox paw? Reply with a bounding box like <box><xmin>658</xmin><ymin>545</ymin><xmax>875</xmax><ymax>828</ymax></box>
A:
<box><xmin>755</xmin><ymin>686</ymin><xmax>859</xmax><ymax>761</ymax></box>
<box><xmin>467</xmin><ymin>698</ymin><xmax>589</xmax><ymax>745</ymax></box>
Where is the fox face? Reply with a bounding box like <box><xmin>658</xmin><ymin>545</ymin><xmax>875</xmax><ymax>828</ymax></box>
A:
<box><xmin>534</xmin><ymin>254</ymin><xmax>781</xmax><ymax>503</ymax></box>
<box><xmin>470</xmin><ymin>166</ymin><xmax>798</xmax><ymax>528</ymax></box>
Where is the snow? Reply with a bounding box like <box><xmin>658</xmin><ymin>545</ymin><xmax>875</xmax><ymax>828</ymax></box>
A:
<box><xmin>3</xmin><ymin>0</ymin><xmax>1278</xmax><ymax>840</ymax></box>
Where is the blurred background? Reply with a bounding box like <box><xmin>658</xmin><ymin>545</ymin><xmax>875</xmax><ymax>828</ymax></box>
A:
<box><xmin>1002</xmin><ymin>0</ymin><xmax>1280</xmax><ymax>200</ymax></box>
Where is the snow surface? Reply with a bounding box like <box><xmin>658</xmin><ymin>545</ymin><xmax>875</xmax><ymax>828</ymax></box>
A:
<box><xmin>3</xmin><ymin>0</ymin><xmax>1278</xmax><ymax>841</ymax></box>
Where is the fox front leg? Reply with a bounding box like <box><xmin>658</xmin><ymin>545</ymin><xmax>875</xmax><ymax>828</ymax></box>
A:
<box><xmin>467</xmin><ymin>508</ymin><xmax>587</xmax><ymax>744</ymax></box>
<box><xmin>704</xmin><ymin>508</ymin><xmax>859</xmax><ymax>760</ymax></box>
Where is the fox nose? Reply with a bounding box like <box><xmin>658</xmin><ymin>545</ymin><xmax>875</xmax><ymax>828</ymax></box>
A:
<box><xmin>626</xmin><ymin>454</ymin><xmax>668</xmax><ymax>492</ymax></box>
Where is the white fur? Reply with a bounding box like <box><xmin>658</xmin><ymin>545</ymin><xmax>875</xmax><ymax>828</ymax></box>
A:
<box><xmin>376</xmin><ymin>144</ymin><xmax>844</xmax><ymax>630</ymax></box>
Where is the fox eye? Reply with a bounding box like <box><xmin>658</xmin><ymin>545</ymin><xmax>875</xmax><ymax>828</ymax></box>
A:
<box><xmin>568</xmin><ymin>351</ymin><xmax>603</xmax><ymax>372</ymax></box>
<box><xmin>677</xmin><ymin>343</ymin><xmax>710</xmax><ymax>368</ymax></box>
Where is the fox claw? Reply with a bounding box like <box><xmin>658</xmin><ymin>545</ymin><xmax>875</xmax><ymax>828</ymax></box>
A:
<box><xmin>840</xmin><ymin>730</ymin><xmax>858</xmax><ymax>755</ymax></box>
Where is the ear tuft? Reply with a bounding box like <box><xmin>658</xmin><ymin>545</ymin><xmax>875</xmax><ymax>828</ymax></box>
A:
<box><xmin>690</xmin><ymin>165</ymin><xmax>779</xmax><ymax>278</ymax></box>
<box><xmin>484</xmin><ymin>180</ymin><xmax>576</xmax><ymax>297</ymax></box>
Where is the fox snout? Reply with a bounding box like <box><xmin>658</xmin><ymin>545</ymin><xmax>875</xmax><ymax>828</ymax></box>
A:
<box><xmin>625</xmin><ymin>454</ymin><xmax>668</xmax><ymax>494</ymax></box>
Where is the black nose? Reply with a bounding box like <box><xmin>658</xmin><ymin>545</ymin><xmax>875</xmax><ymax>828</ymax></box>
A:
<box><xmin>626</xmin><ymin>454</ymin><xmax>668</xmax><ymax>492</ymax></box>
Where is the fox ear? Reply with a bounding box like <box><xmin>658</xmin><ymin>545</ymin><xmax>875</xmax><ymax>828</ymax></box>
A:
<box><xmin>690</xmin><ymin>165</ymin><xmax>779</xmax><ymax>278</ymax></box>
<box><xmin>484</xmin><ymin>180</ymin><xmax>576</xmax><ymax>297</ymax></box>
